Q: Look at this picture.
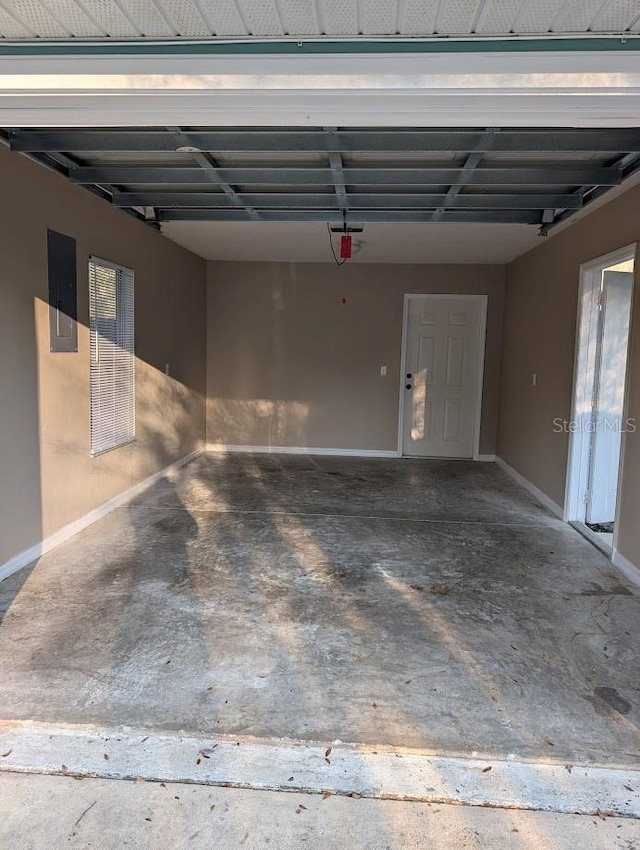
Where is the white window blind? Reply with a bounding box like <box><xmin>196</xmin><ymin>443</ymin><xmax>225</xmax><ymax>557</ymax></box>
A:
<box><xmin>89</xmin><ymin>257</ymin><xmax>135</xmax><ymax>456</ymax></box>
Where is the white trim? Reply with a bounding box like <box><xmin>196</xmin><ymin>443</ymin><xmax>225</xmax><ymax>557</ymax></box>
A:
<box><xmin>612</xmin><ymin>548</ymin><xmax>640</xmax><ymax>589</ymax></box>
<box><xmin>570</xmin><ymin>521</ymin><xmax>613</xmax><ymax>556</ymax></box>
<box><xmin>396</xmin><ymin>294</ymin><xmax>410</xmax><ymax>457</ymax></box>
<box><xmin>206</xmin><ymin>444</ymin><xmax>399</xmax><ymax>458</ymax></box>
<box><xmin>0</xmin><ymin>448</ymin><xmax>202</xmax><ymax>584</ymax></box>
<box><xmin>495</xmin><ymin>456</ymin><xmax>564</xmax><ymax>519</ymax></box>
<box><xmin>1</xmin><ymin>721</ymin><xmax>639</xmax><ymax>817</ymax></box>
<box><xmin>474</xmin><ymin>296</ymin><xmax>489</xmax><ymax>460</ymax></box>
<box><xmin>564</xmin><ymin>243</ymin><xmax>637</xmax><ymax>545</ymax></box>
<box><xmin>474</xmin><ymin>454</ymin><xmax>496</xmax><ymax>462</ymax></box>
<box><xmin>578</xmin><ymin>243</ymin><xmax>639</xmax><ymax>274</ymax></box>
<box><xmin>610</xmin><ymin>250</ymin><xmax>637</xmax><ymax>552</ymax></box>
<box><xmin>2</xmin><ymin>51</ymin><xmax>640</xmax><ymax>127</ymax></box>
<box><xmin>398</xmin><ymin>294</ymin><xmax>487</xmax><ymax>461</ymax></box>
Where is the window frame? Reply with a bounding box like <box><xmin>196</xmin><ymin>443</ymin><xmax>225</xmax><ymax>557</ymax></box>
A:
<box><xmin>89</xmin><ymin>255</ymin><xmax>136</xmax><ymax>457</ymax></box>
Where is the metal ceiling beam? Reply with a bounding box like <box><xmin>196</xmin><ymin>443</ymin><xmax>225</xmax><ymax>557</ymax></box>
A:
<box><xmin>432</xmin><ymin>127</ymin><xmax>498</xmax><ymax>222</ymax></box>
<box><xmin>540</xmin><ymin>150</ymin><xmax>640</xmax><ymax>234</ymax></box>
<box><xmin>69</xmin><ymin>165</ymin><xmax>622</xmax><ymax>187</ymax></box>
<box><xmin>325</xmin><ymin>127</ymin><xmax>348</xmax><ymax>212</ymax></box>
<box><xmin>157</xmin><ymin>209</ymin><xmax>541</xmax><ymax>224</ymax></box>
<box><xmin>10</xmin><ymin>128</ymin><xmax>640</xmax><ymax>153</ymax></box>
<box><xmin>166</xmin><ymin>126</ymin><xmax>259</xmax><ymax>220</ymax></box>
<box><xmin>114</xmin><ymin>191</ymin><xmax>584</xmax><ymax>210</ymax></box>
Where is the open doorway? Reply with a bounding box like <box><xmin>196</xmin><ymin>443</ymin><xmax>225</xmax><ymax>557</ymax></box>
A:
<box><xmin>565</xmin><ymin>245</ymin><xmax>636</xmax><ymax>554</ymax></box>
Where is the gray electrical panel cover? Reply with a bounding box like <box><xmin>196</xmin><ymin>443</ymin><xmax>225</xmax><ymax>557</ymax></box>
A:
<box><xmin>48</xmin><ymin>229</ymin><xmax>78</xmax><ymax>353</ymax></box>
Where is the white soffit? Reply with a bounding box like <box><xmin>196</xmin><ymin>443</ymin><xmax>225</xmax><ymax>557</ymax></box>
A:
<box><xmin>160</xmin><ymin>221</ymin><xmax>542</xmax><ymax>264</ymax></box>
<box><xmin>1</xmin><ymin>0</ymin><xmax>640</xmax><ymax>39</ymax></box>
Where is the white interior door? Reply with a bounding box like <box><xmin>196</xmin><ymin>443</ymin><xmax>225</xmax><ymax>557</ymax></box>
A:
<box><xmin>401</xmin><ymin>296</ymin><xmax>485</xmax><ymax>458</ymax></box>
<box><xmin>586</xmin><ymin>270</ymin><xmax>633</xmax><ymax>524</ymax></box>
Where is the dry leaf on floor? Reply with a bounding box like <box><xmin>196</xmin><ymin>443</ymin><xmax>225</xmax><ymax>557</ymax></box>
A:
<box><xmin>624</xmin><ymin>785</ymin><xmax>634</xmax><ymax>792</ymax></box>
<box><xmin>565</xmin><ymin>765</ymin><xmax>573</xmax><ymax>773</ymax></box>
<box><xmin>325</xmin><ymin>746</ymin><xmax>332</xmax><ymax>758</ymax></box>
<box><xmin>596</xmin><ymin>809</ymin><xmax>615</xmax><ymax>820</ymax></box>
<box><xmin>1</xmin><ymin>750</ymin><xmax>12</xmax><ymax>758</ymax></box>
<box><xmin>199</xmin><ymin>746</ymin><xmax>218</xmax><ymax>759</ymax></box>
<box><xmin>482</xmin><ymin>766</ymin><xmax>492</xmax><ymax>773</ymax></box>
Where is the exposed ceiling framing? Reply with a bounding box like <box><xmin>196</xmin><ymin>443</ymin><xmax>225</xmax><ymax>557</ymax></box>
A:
<box><xmin>4</xmin><ymin>126</ymin><xmax>640</xmax><ymax>232</ymax></box>
<box><xmin>1</xmin><ymin>0</ymin><xmax>640</xmax><ymax>40</ymax></box>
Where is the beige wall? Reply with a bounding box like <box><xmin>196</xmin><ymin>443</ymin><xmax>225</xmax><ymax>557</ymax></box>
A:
<box><xmin>498</xmin><ymin>183</ymin><xmax>640</xmax><ymax>566</ymax></box>
<box><xmin>0</xmin><ymin>144</ymin><xmax>206</xmax><ymax>566</ymax></box>
<box><xmin>206</xmin><ymin>261</ymin><xmax>505</xmax><ymax>455</ymax></box>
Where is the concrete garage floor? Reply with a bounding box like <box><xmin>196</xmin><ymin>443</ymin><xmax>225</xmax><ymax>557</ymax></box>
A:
<box><xmin>0</xmin><ymin>454</ymin><xmax>639</xmax><ymax>769</ymax></box>
<box><xmin>2</xmin><ymin>773</ymin><xmax>639</xmax><ymax>850</ymax></box>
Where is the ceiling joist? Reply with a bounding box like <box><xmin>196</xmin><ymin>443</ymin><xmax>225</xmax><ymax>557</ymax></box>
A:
<box><xmin>10</xmin><ymin>128</ymin><xmax>640</xmax><ymax>154</ymax></box>
<box><xmin>4</xmin><ymin>125</ymin><xmax>640</xmax><ymax>230</ymax></box>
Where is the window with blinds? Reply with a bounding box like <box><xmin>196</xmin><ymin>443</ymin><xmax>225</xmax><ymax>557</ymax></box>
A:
<box><xmin>89</xmin><ymin>257</ymin><xmax>135</xmax><ymax>456</ymax></box>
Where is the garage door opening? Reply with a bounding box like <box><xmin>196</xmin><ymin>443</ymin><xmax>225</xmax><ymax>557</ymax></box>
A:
<box><xmin>565</xmin><ymin>246</ymin><xmax>636</xmax><ymax>554</ymax></box>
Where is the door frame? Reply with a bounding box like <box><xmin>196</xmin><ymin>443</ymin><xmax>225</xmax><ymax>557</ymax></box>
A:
<box><xmin>564</xmin><ymin>243</ymin><xmax>637</xmax><ymax>555</ymax></box>
<box><xmin>397</xmin><ymin>293</ymin><xmax>488</xmax><ymax>460</ymax></box>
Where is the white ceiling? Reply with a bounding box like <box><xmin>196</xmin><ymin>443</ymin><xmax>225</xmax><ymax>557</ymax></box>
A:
<box><xmin>161</xmin><ymin>221</ymin><xmax>542</xmax><ymax>264</ymax></box>
<box><xmin>160</xmin><ymin>167</ymin><xmax>640</xmax><ymax>264</ymax></box>
<box><xmin>1</xmin><ymin>0</ymin><xmax>640</xmax><ymax>39</ymax></box>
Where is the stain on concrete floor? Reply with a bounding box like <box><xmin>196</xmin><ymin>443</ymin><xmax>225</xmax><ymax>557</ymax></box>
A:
<box><xmin>0</xmin><ymin>455</ymin><xmax>639</xmax><ymax>766</ymax></box>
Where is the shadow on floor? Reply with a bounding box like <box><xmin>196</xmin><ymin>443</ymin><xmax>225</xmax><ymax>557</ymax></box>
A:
<box><xmin>0</xmin><ymin>563</ymin><xmax>36</xmax><ymax>625</ymax></box>
<box><xmin>0</xmin><ymin>454</ymin><xmax>639</xmax><ymax>768</ymax></box>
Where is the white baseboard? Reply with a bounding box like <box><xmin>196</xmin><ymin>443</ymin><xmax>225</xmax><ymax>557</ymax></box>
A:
<box><xmin>612</xmin><ymin>549</ymin><xmax>640</xmax><ymax>589</ymax></box>
<box><xmin>206</xmin><ymin>444</ymin><xmax>399</xmax><ymax>458</ymax></box>
<box><xmin>474</xmin><ymin>454</ymin><xmax>496</xmax><ymax>462</ymax></box>
<box><xmin>0</xmin><ymin>448</ymin><xmax>203</xmax><ymax>585</ymax></box>
<box><xmin>494</xmin><ymin>456</ymin><xmax>564</xmax><ymax>519</ymax></box>
<box><xmin>493</xmin><ymin>459</ymin><xmax>640</xmax><ymax>587</ymax></box>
